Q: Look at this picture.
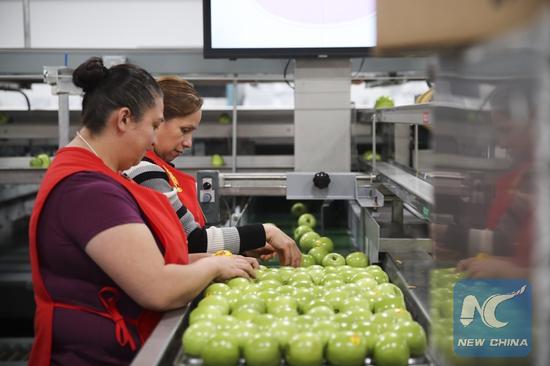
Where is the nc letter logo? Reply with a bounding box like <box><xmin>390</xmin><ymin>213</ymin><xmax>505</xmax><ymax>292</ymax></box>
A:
<box><xmin>460</xmin><ymin>285</ymin><xmax>527</xmax><ymax>328</ymax></box>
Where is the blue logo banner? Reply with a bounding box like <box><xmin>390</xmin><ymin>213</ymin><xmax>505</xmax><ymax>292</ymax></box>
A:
<box><xmin>453</xmin><ymin>279</ymin><xmax>531</xmax><ymax>357</ymax></box>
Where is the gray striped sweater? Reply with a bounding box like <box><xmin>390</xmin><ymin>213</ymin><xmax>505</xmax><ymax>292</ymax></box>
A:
<box><xmin>124</xmin><ymin>160</ymin><xmax>265</xmax><ymax>254</ymax></box>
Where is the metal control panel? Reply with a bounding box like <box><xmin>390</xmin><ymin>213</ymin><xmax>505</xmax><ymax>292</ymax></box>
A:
<box><xmin>196</xmin><ymin>170</ymin><xmax>220</xmax><ymax>225</ymax></box>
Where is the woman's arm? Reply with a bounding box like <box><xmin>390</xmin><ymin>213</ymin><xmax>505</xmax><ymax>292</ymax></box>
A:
<box><xmin>126</xmin><ymin>161</ymin><xmax>267</xmax><ymax>254</ymax></box>
<box><xmin>85</xmin><ymin>223</ymin><xmax>256</xmax><ymax>311</ymax></box>
<box><xmin>188</xmin><ymin>253</ymin><xmax>211</xmax><ymax>262</ymax></box>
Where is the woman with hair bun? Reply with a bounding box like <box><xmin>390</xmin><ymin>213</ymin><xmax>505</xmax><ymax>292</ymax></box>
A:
<box><xmin>28</xmin><ymin>58</ymin><xmax>256</xmax><ymax>365</ymax></box>
<box><xmin>125</xmin><ymin>77</ymin><xmax>302</xmax><ymax>267</ymax></box>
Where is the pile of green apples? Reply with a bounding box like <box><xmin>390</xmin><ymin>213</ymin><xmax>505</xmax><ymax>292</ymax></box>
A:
<box><xmin>29</xmin><ymin>153</ymin><xmax>51</xmax><ymax>169</ymax></box>
<box><xmin>292</xmin><ymin>209</ymin><xmax>368</xmax><ymax>269</ymax></box>
<box><xmin>182</xmin><ymin>264</ymin><xmax>427</xmax><ymax>366</ymax></box>
<box><xmin>430</xmin><ymin>268</ymin><xmax>465</xmax><ymax>365</ymax></box>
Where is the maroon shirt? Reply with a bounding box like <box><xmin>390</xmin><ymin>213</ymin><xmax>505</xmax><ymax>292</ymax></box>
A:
<box><xmin>37</xmin><ymin>172</ymin><xmax>154</xmax><ymax>365</ymax></box>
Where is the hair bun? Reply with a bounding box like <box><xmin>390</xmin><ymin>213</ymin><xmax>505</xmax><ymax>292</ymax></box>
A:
<box><xmin>73</xmin><ymin>57</ymin><xmax>109</xmax><ymax>93</ymax></box>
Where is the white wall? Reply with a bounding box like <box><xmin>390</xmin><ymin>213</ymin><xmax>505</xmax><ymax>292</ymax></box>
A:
<box><xmin>0</xmin><ymin>0</ymin><xmax>25</xmax><ymax>47</ymax></box>
<box><xmin>1</xmin><ymin>0</ymin><xmax>203</xmax><ymax>48</ymax></box>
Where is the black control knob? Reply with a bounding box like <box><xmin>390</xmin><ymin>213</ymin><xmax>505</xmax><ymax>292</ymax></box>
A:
<box><xmin>313</xmin><ymin>171</ymin><xmax>331</xmax><ymax>189</ymax></box>
<box><xmin>202</xmin><ymin>181</ymin><xmax>212</xmax><ymax>190</ymax></box>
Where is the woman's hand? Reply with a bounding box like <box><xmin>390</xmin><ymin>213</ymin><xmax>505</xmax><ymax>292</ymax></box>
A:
<box><xmin>244</xmin><ymin>244</ymin><xmax>277</xmax><ymax>262</ymax></box>
<box><xmin>456</xmin><ymin>255</ymin><xmax>528</xmax><ymax>279</ymax></box>
<box><xmin>262</xmin><ymin>223</ymin><xmax>301</xmax><ymax>267</ymax></box>
<box><xmin>204</xmin><ymin>255</ymin><xmax>257</xmax><ymax>282</ymax></box>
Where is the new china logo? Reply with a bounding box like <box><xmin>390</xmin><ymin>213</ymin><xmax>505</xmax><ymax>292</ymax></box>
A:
<box><xmin>453</xmin><ymin>279</ymin><xmax>531</xmax><ymax>357</ymax></box>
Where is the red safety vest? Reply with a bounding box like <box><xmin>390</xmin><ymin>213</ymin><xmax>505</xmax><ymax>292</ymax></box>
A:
<box><xmin>145</xmin><ymin>150</ymin><xmax>206</xmax><ymax>227</ymax></box>
<box><xmin>486</xmin><ymin>162</ymin><xmax>532</xmax><ymax>265</ymax></box>
<box><xmin>28</xmin><ymin>147</ymin><xmax>188</xmax><ymax>365</ymax></box>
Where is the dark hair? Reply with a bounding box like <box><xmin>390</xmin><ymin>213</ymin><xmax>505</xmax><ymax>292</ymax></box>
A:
<box><xmin>73</xmin><ymin>57</ymin><xmax>163</xmax><ymax>134</ymax></box>
<box><xmin>158</xmin><ymin>77</ymin><xmax>203</xmax><ymax>121</ymax></box>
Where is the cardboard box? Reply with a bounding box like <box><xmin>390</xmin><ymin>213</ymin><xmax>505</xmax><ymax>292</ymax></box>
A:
<box><xmin>376</xmin><ymin>0</ymin><xmax>544</xmax><ymax>54</ymax></box>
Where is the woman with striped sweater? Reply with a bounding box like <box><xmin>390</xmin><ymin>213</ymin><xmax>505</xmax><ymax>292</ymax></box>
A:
<box><xmin>125</xmin><ymin>77</ymin><xmax>301</xmax><ymax>267</ymax></box>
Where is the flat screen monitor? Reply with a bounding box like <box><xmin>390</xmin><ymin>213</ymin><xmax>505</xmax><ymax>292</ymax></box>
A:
<box><xmin>203</xmin><ymin>0</ymin><xmax>376</xmax><ymax>59</ymax></box>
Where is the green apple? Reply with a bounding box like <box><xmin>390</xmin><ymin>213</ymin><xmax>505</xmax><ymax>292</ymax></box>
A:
<box><xmin>373</xmin><ymin>331</ymin><xmax>410</xmax><ymax>366</ymax></box>
<box><xmin>252</xmin><ymin>313</ymin><xmax>276</xmax><ymax>329</ymax></box>
<box><xmin>308</xmin><ymin>269</ymin><xmax>325</xmax><ymax>286</ymax></box>
<box><xmin>350</xmin><ymin>272</ymin><xmax>377</xmax><ymax>285</ymax></box>
<box><xmin>286</xmin><ymin>332</ymin><xmax>323</xmax><ymax>366</ymax></box>
<box><xmin>290</xmin><ymin>280</ymin><xmax>311</xmax><ymax>290</ymax></box>
<box><xmin>297</xmin><ymin>213</ymin><xmax>316</xmax><ymax>228</ymax></box>
<box><xmin>267</xmin><ymin>322</ymin><xmax>297</xmax><ymax>351</ymax></box>
<box><xmin>374</xmin><ymin>95</ymin><xmax>395</xmax><ymax>109</ymax></box>
<box><xmin>366</xmin><ymin>267</ymin><xmax>389</xmax><ymax>284</ymax></box>
<box><xmin>231</xmin><ymin>307</ymin><xmax>260</xmax><ymax>322</ymax></box>
<box><xmin>257</xmin><ymin>279</ymin><xmax>281</xmax><ymax>291</ymax></box>
<box><xmin>292</xmin><ymin>281</ymin><xmax>312</xmax><ymax>290</ymax></box>
<box><xmin>344</xmin><ymin>307</ymin><xmax>373</xmax><ymax>322</ymax></box>
<box><xmin>243</xmin><ymin>334</ymin><xmax>281</xmax><ymax>366</ymax></box>
<box><xmin>204</xmin><ymin>282</ymin><xmax>231</xmax><ymax>297</ymax></box>
<box><xmin>294</xmin><ymin>225</ymin><xmax>313</xmax><ymax>241</ymax></box>
<box><xmin>362</xmin><ymin>150</ymin><xmax>381</xmax><ymax>162</ymax></box>
<box><xmin>258</xmin><ymin>289</ymin><xmax>278</xmax><ymax>303</ymax></box>
<box><xmin>307</xmin><ymin>264</ymin><xmax>324</xmax><ymax>272</ymax></box>
<box><xmin>340</xmin><ymin>297</ymin><xmax>372</xmax><ymax>315</ymax></box>
<box><xmin>323</xmin><ymin>279</ymin><xmax>345</xmax><ymax>289</ymax></box>
<box><xmin>211</xmin><ymin>315</ymin><xmax>238</xmax><ymax>332</ymax></box>
<box><xmin>277</xmin><ymin>285</ymin><xmax>298</xmax><ymax>297</ymax></box>
<box><xmin>301</xmin><ymin>254</ymin><xmax>316</xmax><ymax>267</ymax></box>
<box><xmin>267</xmin><ymin>295</ymin><xmax>298</xmax><ymax>313</ymax></box>
<box><xmin>296</xmin><ymin>292</ymin><xmax>316</xmax><ymax>313</ymax></box>
<box><xmin>373</xmin><ymin>293</ymin><xmax>406</xmax><ymax>313</ymax></box>
<box><xmin>232</xmin><ymin>322</ymin><xmax>259</xmax><ymax>350</ymax></box>
<box><xmin>302</xmin><ymin>298</ymin><xmax>333</xmax><ymax>313</ymax></box>
<box><xmin>189</xmin><ymin>306</ymin><xmax>222</xmax><ymax>324</ymax></box>
<box><xmin>334</xmin><ymin>312</ymin><xmax>353</xmax><ymax>330</ymax></box>
<box><xmin>312</xmin><ymin>237</ymin><xmax>334</xmax><ymax>253</ymax></box>
<box><xmin>291</xmin><ymin>202</ymin><xmax>307</xmax><ymax>218</ymax></box>
<box><xmin>308</xmin><ymin>246</ymin><xmax>328</xmax><ymax>265</ymax></box>
<box><xmin>394</xmin><ymin>320</ymin><xmax>427</xmax><ymax>357</ymax></box>
<box><xmin>382</xmin><ymin>308</ymin><xmax>413</xmax><ymax>323</ymax></box>
<box><xmin>29</xmin><ymin>156</ymin><xmax>43</xmax><ymax>168</ymax></box>
<box><xmin>339</xmin><ymin>269</ymin><xmax>358</xmax><ymax>284</ymax></box>
<box><xmin>233</xmin><ymin>297</ymin><xmax>266</xmax><ymax>313</ymax></box>
<box><xmin>324</xmin><ymin>288</ymin><xmax>350</xmax><ymax>313</ymax></box>
<box><xmin>367</xmin><ymin>264</ymin><xmax>383</xmax><ymax>271</ymax></box>
<box><xmin>219</xmin><ymin>294</ymin><xmax>239</xmax><ymax>311</ymax></box>
<box><xmin>256</xmin><ymin>270</ymin><xmax>282</xmax><ymax>283</ymax></box>
<box><xmin>269</xmin><ymin>305</ymin><xmax>299</xmax><ymax>318</ymax></box>
<box><xmin>218</xmin><ymin>112</ymin><xmax>231</xmax><ymax>124</ymax></box>
<box><xmin>299</xmin><ymin>232</ymin><xmax>320</xmax><ymax>253</ymax></box>
<box><xmin>346</xmin><ymin>252</ymin><xmax>369</xmax><ymax>268</ymax></box>
<box><xmin>310</xmin><ymin>318</ymin><xmax>340</xmax><ymax>346</ymax></box>
<box><xmin>322</xmin><ymin>253</ymin><xmax>346</xmax><ymax>267</ymax></box>
<box><xmin>294</xmin><ymin>315</ymin><xmax>316</xmax><ymax>332</ymax></box>
<box><xmin>201</xmin><ymin>333</ymin><xmax>240</xmax><ymax>366</ymax></box>
<box><xmin>350</xmin><ymin>319</ymin><xmax>377</xmax><ymax>355</ymax></box>
<box><xmin>226</xmin><ymin>277</ymin><xmax>251</xmax><ymax>289</ymax></box>
<box><xmin>182</xmin><ymin>321</ymin><xmax>217</xmax><ymax>356</ymax></box>
<box><xmin>211</xmin><ymin>154</ymin><xmax>225</xmax><ymax>167</ymax></box>
<box><xmin>198</xmin><ymin>295</ymin><xmax>230</xmax><ymax>315</ymax></box>
<box><xmin>377</xmin><ymin>283</ymin><xmax>404</xmax><ymax>300</ymax></box>
<box><xmin>288</xmin><ymin>272</ymin><xmax>311</xmax><ymax>284</ymax></box>
<box><xmin>342</xmin><ymin>283</ymin><xmax>361</xmax><ymax>297</ymax></box>
<box><xmin>306</xmin><ymin>305</ymin><xmax>334</xmax><ymax>318</ymax></box>
<box><xmin>321</xmin><ymin>272</ymin><xmax>341</xmax><ymax>284</ymax></box>
<box><xmin>326</xmin><ymin>331</ymin><xmax>368</xmax><ymax>366</ymax></box>
<box><xmin>370</xmin><ymin>311</ymin><xmax>395</xmax><ymax>333</ymax></box>
<box><xmin>37</xmin><ymin>153</ymin><xmax>51</xmax><ymax>168</ymax></box>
